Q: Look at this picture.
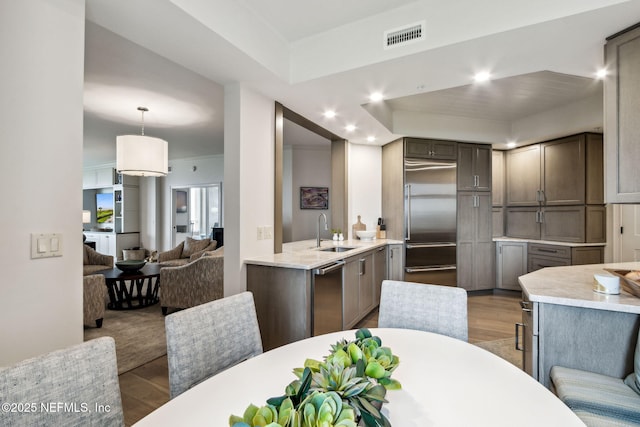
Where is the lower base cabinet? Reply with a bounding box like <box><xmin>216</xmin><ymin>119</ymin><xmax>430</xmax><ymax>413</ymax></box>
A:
<box><xmin>527</xmin><ymin>243</ymin><xmax>604</xmax><ymax>272</ymax></box>
<box><xmin>496</xmin><ymin>241</ymin><xmax>527</xmax><ymax>291</ymax></box>
<box><xmin>247</xmin><ymin>244</ymin><xmax>389</xmax><ymax>351</ymax></box>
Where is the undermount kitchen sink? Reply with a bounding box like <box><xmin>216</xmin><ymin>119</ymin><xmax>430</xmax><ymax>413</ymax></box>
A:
<box><xmin>319</xmin><ymin>247</ymin><xmax>356</xmax><ymax>253</ymax></box>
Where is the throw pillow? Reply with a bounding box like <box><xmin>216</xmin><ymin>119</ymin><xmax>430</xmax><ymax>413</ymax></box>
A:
<box><xmin>624</xmin><ymin>328</ymin><xmax>640</xmax><ymax>394</ymax></box>
<box><xmin>83</xmin><ymin>245</ymin><xmax>89</xmax><ymax>265</ymax></box>
<box><xmin>202</xmin><ymin>246</ymin><xmax>224</xmax><ymax>258</ymax></box>
<box><xmin>182</xmin><ymin>237</ymin><xmax>211</xmax><ymax>258</ymax></box>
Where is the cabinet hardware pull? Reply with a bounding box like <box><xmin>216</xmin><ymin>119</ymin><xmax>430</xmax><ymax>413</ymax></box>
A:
<box><xmin>359</xmin><ymin>258</ymin><xmax>365</xmax><ymax>276</ymax></box>
<box><xmin>537</xmin><ymin>248</ymin><xmax>557</xmax><ymax>253</ymax></box>
<box><xmin>515</xmin><ymin>323</ymin><xmax>525</xmax><ymax>351</ymax></box>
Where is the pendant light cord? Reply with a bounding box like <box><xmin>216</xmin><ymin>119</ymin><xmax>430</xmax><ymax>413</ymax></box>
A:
<box><xmin>138</xmin><ymin>106</ymin><xmax>148</xmax><ymax>136</ymax></box>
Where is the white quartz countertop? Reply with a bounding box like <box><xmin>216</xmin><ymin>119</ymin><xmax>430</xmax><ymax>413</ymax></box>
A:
<box><xmin>519</xmin><ymin>262</ymin><xmax>640</xmax><ymax>314</ymax></box>
<box><xmin>493</xmin><ymin>237</ymin><xmax>605</xmax><ymax>247</ymax></box>
<box><xmin>244</xmin><ymin>238</ymin><xmax>404</xmax><ymax>270</ymax></box>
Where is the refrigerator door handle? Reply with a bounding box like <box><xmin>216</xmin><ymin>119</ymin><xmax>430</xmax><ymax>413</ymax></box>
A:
<box><xmin>405</xmin><ymin>184</ymin><xmax>411</xmax><ymax>241</ymax></box>
<box><xmin>406</xmin><ymin>243</ymin><xmax>456</xmax><ymax>249</ymax></box>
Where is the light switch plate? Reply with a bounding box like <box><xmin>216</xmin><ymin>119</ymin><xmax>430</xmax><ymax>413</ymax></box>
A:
<box><xmin>31</xmin><ymin>233</ymin><xmax>63</xmax><ymax>259</ymax></box>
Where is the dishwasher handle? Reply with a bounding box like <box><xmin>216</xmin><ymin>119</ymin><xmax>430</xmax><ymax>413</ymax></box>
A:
<box><xmin>313</xmin><ymin>260</ymin><xmax>345</xmax><ymax>275</ymax></box>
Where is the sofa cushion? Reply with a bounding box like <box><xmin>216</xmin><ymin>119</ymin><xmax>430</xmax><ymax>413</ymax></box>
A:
<box><xmin>182</xmin><ymin>237</ymin><xmax>211</xmax><ymax>258</ymax></box>
<box><xmin>551</xmin><ymin>365</ymin><xmax>640</xmax><ymax>424</ymax></box>
<box><xmin>160</xmin><ymin>259</ymin><xmax>191</xmax><ymax>267</ymax></box>
<box><xmin>624</xmin><ymin>328</ymin><xmax>640</xmax><ymax>395</ymax></box>
<box><xmin>202</xmin><ymin>246</ymin><xmax>224</xmax><ymax>258</ymax></box>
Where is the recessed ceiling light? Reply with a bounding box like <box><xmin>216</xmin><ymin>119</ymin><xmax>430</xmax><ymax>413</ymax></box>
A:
<box><xmin>473</xmin><ymin>71</ymin><xmax>491</xmax><ymax>83</ymax></box>
<box><xmin>367</xmin><ymin>136</ymin><xmax>376</xmax><ymax>143</ymax></box>
<box><xmin>596</xmin><ymin>68</ymin><xmax>608</xmax><ymax>79</ymax></box>
<box><xmin>369</xmin><ymin>92</ymin><xmax>384</xmax><ymax>102</ymax></box>
<box><xmin>506</xmin><ymin>141</ymin><xmax>517</xmax><ymax>148</ymax></box>
<box><xmin>345</xmin><ymin>124</ymin><xmax>356</xmax><ymax>132</ymax></box>
<box><xmin>323</xmin><ymin>110</ymin><xmax>336</xmax><ymax>119</ymax></box>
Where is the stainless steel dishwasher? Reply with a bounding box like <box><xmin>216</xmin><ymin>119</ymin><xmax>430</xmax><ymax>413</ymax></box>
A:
<box><xmin>312</xmin><ymin>260</ymin><xmax>345</xmax><ymax>336</ymax></box>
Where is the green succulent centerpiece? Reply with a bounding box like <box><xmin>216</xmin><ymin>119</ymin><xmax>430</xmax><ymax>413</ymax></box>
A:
<box><xmin>229</xmin><ymin>328</ymin><xmax>400</xmax><ymax>427</ymax></box>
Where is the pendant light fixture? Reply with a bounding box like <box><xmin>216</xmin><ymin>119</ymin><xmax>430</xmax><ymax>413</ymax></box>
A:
<box><xmin>116</xmin><ymin>107</ymin><xmax>168</xmax><ymax>177</ymax></box>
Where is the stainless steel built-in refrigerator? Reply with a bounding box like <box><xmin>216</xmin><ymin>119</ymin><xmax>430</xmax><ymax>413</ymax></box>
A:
<box><xmin>404</xmin><ymin>158</ymin><xmax>457</xmax><ymax>286</ymax></box>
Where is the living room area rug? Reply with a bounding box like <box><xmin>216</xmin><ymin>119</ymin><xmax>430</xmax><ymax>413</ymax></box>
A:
<box><xmin>474</xmin><ymin>338</ymin><xmax>522</xmax><ymax>369</ymax></box>
<box><xmin>84</xmin><ymin>305</ymin><xmax>167</xmax><ymax>374</ymax></box>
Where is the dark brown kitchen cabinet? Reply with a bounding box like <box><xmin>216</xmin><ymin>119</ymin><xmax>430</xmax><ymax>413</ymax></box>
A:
<box><xmin>405</xmin><ymin>138</ymin><xmax>457</xmax><ymax>160</ymax></box>
<box><xmin>457</xmin><ymin>143</ymin><xmax>492</xmax><ymax>192</ymax></box>
<box><xmin>506</xmin><ymin>135</ymin><xmax>592</xmax><ymax>206</ymax></box>
<box><xmin>504</xmin><ymin>133</ymin><xmax>604</xmax><ymax>243</ymax></box>
<box><xmin>506</xmin><ymin>144</ymin><xmax>541</xmax><ymax>206</ymax></box>
<box><xmin>527</xmin><ymin>243</ymin><xmax>604</xmax><ymax>272</ymax></box>
<box><xmin>373</xmin><ymin>246</ymin><xmax>387</xmax><ymax>305</ymax></box>
<box><xmin>457</xmin><ymin>192</ymin><xmax>494</xmax><ymax>291</ymax></box>
<box><xmin>540</xmin><ymin>135</ymin><xmax>585</xmax><ymax>205</ymax></box>
<box><xmin>605</xmin><ymin>23</ymin><xmax>640</xmax><ymax>203</ymax></box>
<box><xmin>492</xmin><ymin>150</ymin><xmax>505</xmax><ymax>206</ymax></box>
<box><xmin>505</xmin><ymin>206</ymin><xmax>585</xmax><ymax>242</ymax></box>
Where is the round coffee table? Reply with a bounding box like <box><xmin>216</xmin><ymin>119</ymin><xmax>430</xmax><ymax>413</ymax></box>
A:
<box><xmin>98</xmin><ymin>263</ymin><xmax>162</xmax><ymax>310</ymax></box>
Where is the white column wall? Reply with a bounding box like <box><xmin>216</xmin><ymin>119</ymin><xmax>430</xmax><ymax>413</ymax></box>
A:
<box><xmin>348</xmin><ymin>143</ymin><xmax>383</xmax><ymax>234</ymax></box>
<box><xmin>0</xmin><ymin>0</ymin><xmax>85</xmax><ymax>365</ymax></box>
<box><xmin>224</xmin><ymin>84</ymin><xmax>274</xmax><ymax>296</ymax></box>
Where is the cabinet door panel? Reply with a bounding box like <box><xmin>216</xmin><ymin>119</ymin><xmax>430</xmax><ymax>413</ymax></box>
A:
<box><xmin>505</xmin><ymin>207</ymin><xmax>540</xmax><ymax>240</ymax></box>
<box><xmin>497</xmin><ymin>242</ymin><xmax>527</xmax><ymax>290</ymax></box>
<box><xmin>605</xmin><ymin>27</ymin><xmax>640</xmax><ymax>202</ymax></box>
<box><xmin>541</xmin><ymin>206</ymin><xmax>586</xmax><ymax>243</ymax></box>
<box><xmin>358</xmin><ymin>254</ymin><xmax>375</xmax><ymax>316</ymax></box>
<box><xmin>474</xmin><ymin>145</ymin><xmax>492</xmax><ymax>192</ymax></box>
<box><xmin>373</xmin><ymin>247</ymin><xmax>387</xmax><ymax>305</ymax></box>
<box><xmin>457</xmin><ymin>144</ymin><xmax>475</xmax><ymax>191</ymax></box>
<box><xmin>492</xmin><ymin>207</ymin><xmax>504</xmax><ymax>237</ymax></box>
<box><xmin>541</xmin><ymin>136</ymin><xmax>585</xmax><ymax>205</ymax></box>
<box><xmin>506</xmin><ymin>145</ymin><xmax>540</xmax><ymax>206</ymax></box>
<box><xmin>492</xmin><ymin>150</ymin><xmax>505</xmax><ymax>206</ymax></box>
<box><xmin>431</xmin><ymin>140</ymin><xmax>458</xmax><ymax>160</ymax></box>
<box><xmin>528</xmin><ymin>254</ymin><xmax>570</xmax><ymax>272</ymax></box>
<box><xmin>343</xmin><ymin>260</ymin><xmax>360</xmax><ymax>329</ymax></box>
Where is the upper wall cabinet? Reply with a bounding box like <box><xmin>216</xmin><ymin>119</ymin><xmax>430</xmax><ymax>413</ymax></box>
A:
<box><xmin>83</xmin><ymin>167</ymin><xmax>116</xmax><ymax>189</ymax></box>
<box><xmin>405</xmin><ymin>138</ymin><xmax>457</xmax><ymax>160</ymax></box>
<box><xmin>457</xmin><ymin>143</ymin><xmax>492</xmax><ymax>192</ymax></box>
<box><xmin>605</xmin><ymin>23</ymin><xmax>640</xmax><ymax>203</ymax></box>
<box><xmin>492</xmin><ymin>150</ymin><xmax>505</xmax><ymax>206</ymax></box>
<box><xmin>506</xmin><ymin>134</ymin><xmax>601</xmax><ymax>207</ymax></box>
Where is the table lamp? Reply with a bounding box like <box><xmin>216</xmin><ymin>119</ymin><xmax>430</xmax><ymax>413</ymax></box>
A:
<box><xmin>82</xmin><ymin>210</ymin><xmax>91</xmax><ymax>242</ymax></box>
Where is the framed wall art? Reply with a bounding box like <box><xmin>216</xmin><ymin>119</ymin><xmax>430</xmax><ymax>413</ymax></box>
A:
<box><xmin>300</xmin><ymin>186</ymin><xmax>329</xmax><ymax>210</ymax></box>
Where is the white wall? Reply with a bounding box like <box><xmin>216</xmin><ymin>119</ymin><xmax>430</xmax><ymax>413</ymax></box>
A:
<box><xmin>159</xmin><ymin>155</ymin><xmax>224</xmax><ymax>251</ymax></box>
<box><xmin>348</xmin><ymin>143</ymin><xmax>383</xmax><ymax>236</ymax></box>
<box><xmin>224</xmin><ymin>84</ymin><xmax>274</xmax><ymax>296</ymax></box>
<box><xmin>0</xmin><ymin>0</ymin><xmax>85</xmax><ymax>365</ymax></box>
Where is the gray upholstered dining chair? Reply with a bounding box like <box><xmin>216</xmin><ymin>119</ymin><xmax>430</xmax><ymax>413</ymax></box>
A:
<box><xmin>165</xmin><ymin>291</ymin><xmax>263</xmax><ymax>399</ymax></box>
<box><xmin>0</xmin><ymin>336</ymin><xmax>124</xmax><ymax>426</ymax></box>
<box><xmin>377</xmin><ymin>280</ymin><xmax>469</xmax><ymax>342</ymax></box>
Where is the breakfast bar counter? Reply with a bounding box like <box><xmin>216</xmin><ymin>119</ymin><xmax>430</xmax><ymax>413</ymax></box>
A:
<box><xmin>518</xmin><ymin>262</ymin><xmax>640</xmax><ymax>388</ymax></box>
<box><xmin>244</xmin><ymin>238</ymin><xmax>403</xmax><ymax>270</ymax></box>
<box><xmin>519</xmin><ymin>261</ymin><xmax>640</xmax><ymax>314</ymax></box>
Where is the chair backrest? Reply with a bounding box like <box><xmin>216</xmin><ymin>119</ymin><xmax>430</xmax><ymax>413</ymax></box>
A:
<box><xmin>378</xmin><ymin>280</ymin><xmax>468</xmax><ymax>342</ymax></box>
<box><xmin>165</xmin><ymin>291</ymin><xmax>263</xmax><ymax>399</ymax></box>
<box><xmin>0</xmin><ymin>336</ymin><xmax>124</xmax><ymax>426</ymax></box>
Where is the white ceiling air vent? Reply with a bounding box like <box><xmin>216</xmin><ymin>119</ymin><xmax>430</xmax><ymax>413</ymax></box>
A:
<box><xmin>384</xmin><ymin>21</ymin><xmax>425</xmax><ymax>49</ymax></box>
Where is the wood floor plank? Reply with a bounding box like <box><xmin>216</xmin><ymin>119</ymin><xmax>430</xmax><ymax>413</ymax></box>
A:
<box><xmin>118</xmin><ymin>290</ymin><xmax>523</xmax><ymax>426</ymax></box>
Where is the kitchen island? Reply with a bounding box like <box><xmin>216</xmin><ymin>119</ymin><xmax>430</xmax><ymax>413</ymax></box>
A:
<box><xmin>518</xmin><ymin>262</ymin><xmax>640</xmax><ymax>388</ymax></box>
<box><xmin>245</xmin><ymin>238</ymin><xmax>403</xmax><ymax>350</ymax></box>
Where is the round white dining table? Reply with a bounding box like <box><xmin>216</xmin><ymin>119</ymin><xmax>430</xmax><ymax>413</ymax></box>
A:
<box><xmin>134</xmin><ymin>328</ymin><xmax>584</xmax><ymax>426</ymax></box>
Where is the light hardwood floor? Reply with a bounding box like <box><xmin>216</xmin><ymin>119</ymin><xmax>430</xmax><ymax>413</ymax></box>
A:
<box><xmin>118</xmin><ymin>290</ymin><xmax>522</xmax><ymax>426</ymax></box>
